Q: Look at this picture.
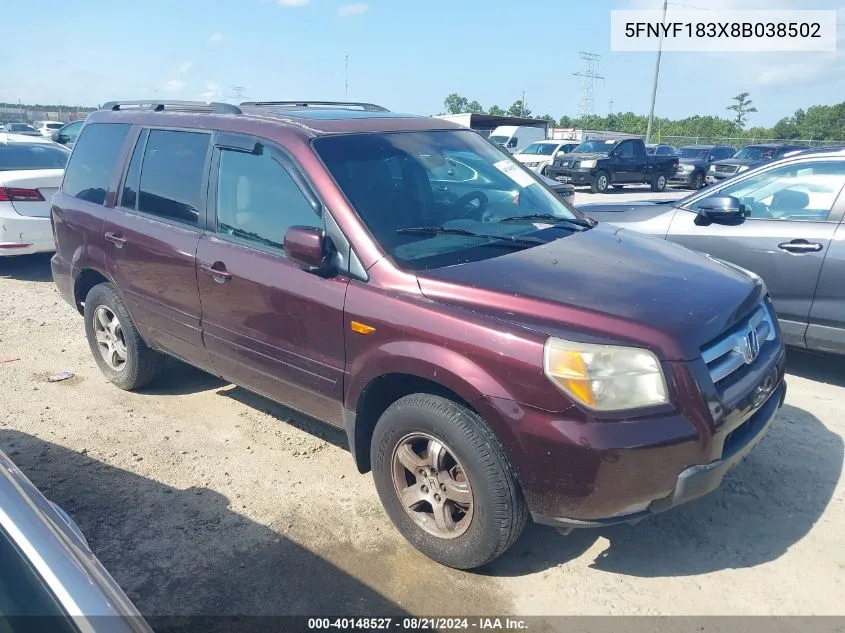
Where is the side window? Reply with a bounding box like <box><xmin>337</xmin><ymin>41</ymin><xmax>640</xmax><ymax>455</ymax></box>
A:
<box><xmin>617</xmin><ymin>141</ymin><xmax>634</xmax><ymax>158</ymax></box>
<box><xmin>693</xmin><ymin>160</ymin><xmax>845</xmax><ymax>222</ymax></box>
<box><xmin>137</xmin><ymin>129</ymin><xmax>210</xmax><ymax>226</ymax></box>
<box><xmin>65</xmin><ymin>120</ymin><xmax>83</xmax><ymax>141</ymax></box>
<box><xmin>61</xmin><ymin>123</ymin><xmax>131</xmax><ymax>205</ymax></box>
<box><xmin>119</xmin><ymin>129</ymin><xmax>148</xmax><ymax>210</ymax></box>
<box><xmin>216</xmin><ymin>147</ymin><xmax>321</xmax><ymax>251</ymax></box>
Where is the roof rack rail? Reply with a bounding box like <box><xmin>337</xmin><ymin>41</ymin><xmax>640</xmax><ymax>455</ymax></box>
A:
<box><xmin>240</xmin><ymin>100</ymin><xmax>389</xmax><ymax>112</ymax></box>
<box><xmin>100</xmin><ymin>100</ymin><xmax>242</xmax><ymax>115</ymax></box>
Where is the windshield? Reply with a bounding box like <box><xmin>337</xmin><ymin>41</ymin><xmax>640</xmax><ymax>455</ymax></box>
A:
<box><xmin>679</xmin><ymin>147</ymin><xmax>709</xmax><ymax>158</ymax></box>
<box><xmin>315</xmin><ymin>130</ymin><xmax>585</xmax><ymax>271</ymax></box>
<box><xmin>0</xmin><ymin>144</ymin><xmax>70</xmax><ymax>170</ymax></box>
<box><xmin>520</xmin><ymin>143</ymin><xmax>558</xmax><ymax>156</ymax></box>
<box><xmin>487</xmin><ymin>135</ymin><xmax>508</xmax><ymax>145</ymax></box>
<box><xmin>572</xmin><ymin>139</ymin><xmax>617</xmax><ymax>153</ymax></box>
<box><xmin>733</xmin><ymin>146</ymin><xmax>779</xmax><ymax>161</ymax></box>
<box><xmin>46</xmin><ymin>123</ymin><xmax>63</xmax><ymax>130</ymax></box>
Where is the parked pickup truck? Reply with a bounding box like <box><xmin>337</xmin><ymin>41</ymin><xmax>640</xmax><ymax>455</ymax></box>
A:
<box><xmin>545</xmin><ymin>137</ymin><xmax>679</xmax><ymax>193</ymax></box>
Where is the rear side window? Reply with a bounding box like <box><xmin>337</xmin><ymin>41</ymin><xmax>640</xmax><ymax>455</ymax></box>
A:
<box><xmin>0</xmin><ymin>144</ymin><xmax>69</xmax><ymax>171</ymax></box>
<box><xmin>62</xmin><ymin>123</ymin><xmax>130</xmax><ymax>205</ymax></box>
<box><xmin>137</xmin><ymin>129</ymin><xmax>210</xmax><ymax>226</ymax></box>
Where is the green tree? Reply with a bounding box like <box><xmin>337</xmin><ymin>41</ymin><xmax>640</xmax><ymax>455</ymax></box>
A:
<box><xmin>539</xmin><ymin>114</ymin><xmax>555</xmax><ymax>123</ymax></box>
<box><xmin>558</xmin><ymin>115</ymin><xmax>573</xmax><ymax>128</ymax></box>
<box><xmin>508</xmin><ymin>100</ymin><xmax>531</xmax><ymax>117</ymax></box>
<box><xmin>727</xmin><ymin>92</ymin><xmax>758</xmax><ymax>129</ymax></box>
<box><xmin>771</xmin><ymin>117</ymin><xmax>800</xmax><ymax>139</ymax></box>
<box><xmin>443</xmin><ymin>93</ymin><xmax>469</xmax><ymax>114</ymax></box>
<box><xmin>466</xmin><ymin>100</ymin><xmax>484</xmax><ymax>114</ymax></box>
<box><xmin>487</xmin><ymin>105</ymin><xmax>506</xmax><ymax>116</ymax></box>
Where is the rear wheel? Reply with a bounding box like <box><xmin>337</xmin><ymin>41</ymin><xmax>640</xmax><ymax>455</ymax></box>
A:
<box><xmin>371</xmin><ymin>394</ymin><xmax>527</xmax><ymax>569</ymax></box>
<box><xmin>651</xmin><ymin>174</ymin><xmax>667</xmax><ymax>192</ymax></box>
<box><xmin>83</xmin><ymin>283</ymin><xmax>165</xmax><ymax>390</ymax></box>
<box><xmin>590</xmin><ymin>171</ymin><xmax>610</xmax><ymax>193</ymax></box>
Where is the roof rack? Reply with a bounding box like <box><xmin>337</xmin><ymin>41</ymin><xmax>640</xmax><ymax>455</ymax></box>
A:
<box><xmin>240</xmin><ymin>100</ymin><xmax>389</xmax><ymax>112</ymax></box>
<box><xmin>100</xmin><ymin>100</ymin><xmax>242</xmax><ymax>115</ymax></box>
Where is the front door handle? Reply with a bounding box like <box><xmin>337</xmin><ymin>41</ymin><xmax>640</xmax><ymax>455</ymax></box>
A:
<box><xmin>104</xmin><ymin>232</ymin><xmax>126</xmax><ymax>248</ymax></box>
<box><xmin>778</xmin><ymin>239</ymin><xmax>824</xmax><ymax>254</ymax></box>
<box><xmin>199</xmin><ymin>262</ymin><xmax>233</xmax><ymax>283</ymax></box>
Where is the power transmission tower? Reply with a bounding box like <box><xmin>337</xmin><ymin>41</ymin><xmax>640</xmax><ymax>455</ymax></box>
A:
<box><xmin>231</xmin><ymin>86</ymin><xmax>246</xmax><ymax>103</ymax></box>
<box><xmin>345</xmin><ymin>55</ymin><xmax>349</xmax><ymax>96</ymax></box>
<box><xmin>573</xmin><ymin>52</ymin><xmax>604</xmax><ymax>119</ymax></box>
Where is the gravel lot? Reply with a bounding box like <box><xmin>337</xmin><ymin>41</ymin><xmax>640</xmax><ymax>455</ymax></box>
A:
<box><xmin>0</xmin><ymin>185</ymin><xmax>842</xmax><ymax>623</ymax></box>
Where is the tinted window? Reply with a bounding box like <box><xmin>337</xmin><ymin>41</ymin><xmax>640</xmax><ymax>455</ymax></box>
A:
<box><xmin>216</xmin><ymin>147</ymin><xmax>320</xmax><ymax>250</ymax></box>
<box><xmin>137</xmin><ymin>129</ymin><xmax>210</xmax><ymax>226</ymax></box>
<box><xmin>62</xmin><ymin>123</ymin><xmax>130</xmax><ymax>204</ymax></box>
<box><xmin>694</xmin><ymin>160</ymin><xmax>845</xmax><ymax>222</ymax></box>
<box><xmin>617</xmin><ymin>141</ymin><xmax>634</xmax><ymax>158</ymax></box>
<box><xmin>46</xmin><ymin>123</ymin><xmax>63</xmax><ymax>130</ymax></box>
<box><xmin>63</xmin><ymin>120</ymin><xmax>83</xmax><ymax>141</ymax></box>
<box><xmin>120</xmin><ymin>129</ymin><xmax>148</xmax><ymax>210</ymax></box>
<box><xmin>0</xmin><ymin>144</ymin><xmax>69</xmax><ymax>171</ymax></box>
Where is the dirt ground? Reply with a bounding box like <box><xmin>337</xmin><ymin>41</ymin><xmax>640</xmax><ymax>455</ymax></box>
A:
<box><xmin>1</xmin><ymin>200</ymin><xmax>843</xmax><ymax>621</ymax></box>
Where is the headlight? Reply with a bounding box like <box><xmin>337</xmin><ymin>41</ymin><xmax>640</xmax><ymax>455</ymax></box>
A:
<box><xmin>543</xmin><ymin>338</ymin><xmax>668</xmax><ymax>411</ymax></box>
<box><xmin>579</xmin><ymin>160</ymin><xmax>597</xmax><ymax>168</ymax></box>
<box><xmin>678</xmin><ymin>164</ymin><xmax>693</xmax><ymax>172</ymax></box>
<box><xmin>737</xmin><ymin>165</ymin><xmax>750</xmax><ymax>173</ymax></box>
<box><xmin>708</xmin><ymin>165</ymin><xmax>716</xmax><ymax>172</ymax></box>
<box><xmin>526</xmin><ymin>161</ymin><xmax>539</xmax><ymax>167</ymax></box>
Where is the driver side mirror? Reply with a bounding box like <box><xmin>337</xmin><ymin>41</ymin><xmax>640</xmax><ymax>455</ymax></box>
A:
<box><xmin>51</xmin><ymin>131</ymin><xmax>60</xmax><ymax>142</ymax></box>
<box><xmin>696</xmin><ymin>195</ymin><xmax>745</xmax><ymax>224</ymax></box>
<box><xmin>284</xmin><ymin>226</ymin><xmax>333</xmax><ymax>274</ymax></box>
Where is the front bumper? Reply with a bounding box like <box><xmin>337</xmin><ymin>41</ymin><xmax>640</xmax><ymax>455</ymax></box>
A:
<box><xmin>705</xmin><ymin>170</ymin><xmax>737</xmax><ymax>184</ymax></box>
<box><xmin>669</xmin><ymin>170</ymin><xmax>697</xmax><ymax>185</ymax></box>
<box><xmin>545</xmin><ymin>167</ymin><xmax>595</xmax><ymax>186</ymax></box>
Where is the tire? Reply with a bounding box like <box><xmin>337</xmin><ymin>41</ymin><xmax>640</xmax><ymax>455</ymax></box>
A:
<box><xmin>651</xmin><ymin>173</ymin><xmax>667</xmax><ymax>192</ymax></box>
<box><xmin>612</xmin><ymin>185</ymin><xmax>624</xmax><ymax>190</ymax></box>
<box><xmin>83</xmin><ymin>283</ymin><xmax>165</xmax><ymax>390</ymax></box>
<box><xmin>371</xmin><ymin>394</ymin><xmax>528</xmax><ymax>570</ymax></box>
<box><xmin>691</xmin><ymin>172</ymin><xmax>704</xmax><ymax>190</ymax></box>
<box><xmin>590</xmin><ymin>171</ymin><xmax>610</xmax><ymax>193</ymax></box>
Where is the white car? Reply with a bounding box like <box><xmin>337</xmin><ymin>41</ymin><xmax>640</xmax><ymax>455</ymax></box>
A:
<box><xmin>0</xmin><ymin>133</ymin><xmax>70</xmax><ymax>256</ymax></box>
<box><xmin>513</xmin><ymin>140</ymin><xmax>580</xmax><ymax>175</ymax></box>
<box><xmin>33</xmin><ymin>120</ymin><xmax>65</xmax><ymax>137</ymax></box>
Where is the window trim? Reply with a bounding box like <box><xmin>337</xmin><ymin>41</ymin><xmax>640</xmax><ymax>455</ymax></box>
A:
<box><xmin>112</xmin><ymin>124</ymin><xmax>214</xmax><ymax>231</ymax></box>
<box><xmin>680</xmin><ymin>155</ymin><xmax>845</xmax><ymax>224</ymax></box>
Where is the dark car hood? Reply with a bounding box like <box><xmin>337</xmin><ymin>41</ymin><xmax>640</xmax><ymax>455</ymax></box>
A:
<box><xmin>679</xmin><ymin>157</ymin><xmax>708</xmax><ymax>168</ymax></box>
<box><xmin>578</xmin><ymin>200</ymin><xmax>678</xmax><ymax>223</ymax></box>
<box><xmin>716</xmin><ymin>158</ymin><xmax>761</xmax><ymax>167</ymax></box>
<box><xmin>416</xmin><ymin>223</ymin><xmax>763</xmax><ymax>361</ymax></box>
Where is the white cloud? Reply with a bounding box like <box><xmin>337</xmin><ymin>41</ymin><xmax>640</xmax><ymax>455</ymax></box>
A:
<box><xmin>279</xmin><ymin>0</ymin><xmax>309</xmax><ymax>5</ymax></box>
<box><xmin>178</xmin><ymin>61</ymin><xmax>193</xmax><ymax>73</ymax></box>
<box><xmin>209</xmin><ymin>32</ymin><xmax>224</xmax><ymax>43</ymax></box>
<box><xmin>161</xmin><ymin>79</ymin><xmax>186</xmax><ymax>92</ymax></box>
<box><xmin>338</xmin><ymin>3</ymin><xmax>368</xmax><ymax>16</ymax></box>
<box><xmin>199</xmin><ymin>81</ymin><xmax>222</xmax><ymax>102</ymax></box>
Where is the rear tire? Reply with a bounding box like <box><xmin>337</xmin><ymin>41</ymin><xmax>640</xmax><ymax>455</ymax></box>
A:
<box><xmin>371</xmin><ymin>394</ymin><xmax>528</xmax><ymax>570</ymax></box>
<box><xmin>651</xmin><ymin>174</ymin><xmax>667</xmax><ymax>192</ymax></box>
<box><xmin>83</xmin><ymin>283</ymin><xmax>165</xmax><ymax>391</ymax></box>
<box><xmin>590</xmin><ymin>171</ymin><xmax>610</xmax><ymax>193</ymax></box>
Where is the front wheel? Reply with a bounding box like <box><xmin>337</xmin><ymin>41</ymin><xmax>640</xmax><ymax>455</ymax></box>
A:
<box><xmin>590</xmin><ymin>171</ymin><xmax>610</xmax><ymax>193</ymax></box>
<box><xmin>371</xmin><ymin>394</ymin><xmax>527</xmax><ymax>569</ymax></box>
<box><xmin>651</xmin><ymin>173</ymin><xmax>667</xmax><ymax>192</ymax></box>
<box><xmin>691</xmin><ymin>172</ymin><xmax>704</xmax><ymax>189</ymax></box>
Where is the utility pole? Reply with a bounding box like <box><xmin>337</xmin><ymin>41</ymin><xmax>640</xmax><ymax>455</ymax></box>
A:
<box><xmin>573</xmin><ymin>52</ymin><xmax>604</xmax><ymax>119</ymax></box>
<box><xmin>521</xmin><ymin>90</ymin><xmax>525</xmax><ymax>116</ymax></box>
<box><xmin>345</xmin><ymin>55</ymin><xmax>349</xmax><ymax>96</ymax></box>
<box><xmin>231</xmin><ymin>85</ymin><xmax>246</xmax><ymax>104</ymax></box>
<box><xmin>609</xmin><ymin>98</ymin><xmax>614</xmax><ymax>113</ymax></box>
<box><xmin>645</xmin><ymin>0</ymin><xmax>668</xmax><ymax>144</ymax></box>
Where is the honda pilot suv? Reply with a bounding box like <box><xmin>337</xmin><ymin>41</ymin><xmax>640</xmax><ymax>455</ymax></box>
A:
<box><xmin>51</xmin><ymin>100</ymin><xmax>786</xmax><ymax>569</ymax></box>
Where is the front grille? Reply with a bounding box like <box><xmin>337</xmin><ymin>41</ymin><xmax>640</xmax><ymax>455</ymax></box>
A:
<box><xmin>715</xmin><ymin>164</ymin><xmax>738</xmax><ymax>174</ymax></box>
<box><xmin>701</xmin><ymin>302</ymin><xmax>778</xmax><ymax>385</ymax></box>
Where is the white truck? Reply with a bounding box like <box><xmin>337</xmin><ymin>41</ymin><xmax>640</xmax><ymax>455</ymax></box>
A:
<box><xmin>487</xmin><ymin>125</ymin><xmax>547</xmax><ymax>154</ymax></box>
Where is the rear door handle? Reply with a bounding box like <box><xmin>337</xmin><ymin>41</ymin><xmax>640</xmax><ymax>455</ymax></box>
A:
<box><xmin>199</xmin><ymin>262</ymin><xmax>233</xmax><ymax>283</ymax></box>
<box><xmin>778</xmin><ymin>239</ymin><xmax>824</xmax><ymax>254</ymax></box>
<box><xmin>104</xmin><ymin>232</ymin><xmax>126</xmax><ymax>248</ymax></box>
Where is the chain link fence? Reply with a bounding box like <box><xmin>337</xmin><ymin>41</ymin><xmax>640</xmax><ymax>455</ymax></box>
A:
<box><xmin>0</xmin><ymin>105</ymin><xmax>92</xmax><ymax>124</ymax></box>
<box><xmin>658</xmin><ymin>135</ymin><xmax>844</xmax><ymax>149</ymax></box>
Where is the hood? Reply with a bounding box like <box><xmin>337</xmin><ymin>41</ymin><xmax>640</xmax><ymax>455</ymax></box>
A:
<box><xmin>716</xmin><ymin>158</ymin><xmax>761</xmax><ymax>167</ymax></box>
<box><xmin>416</xmin><ymin>223</ymin><xmax>763</xmax><ymax>361</ymax></box>
<box><xmin>579</xmin><ymin>200</ymin><xmax>678</xmax><ymax>221</ymax></box>
<box><xmin>679</xmin><ymin>157</ymin><xmax>708</xmax><ymax>168</ymax></box>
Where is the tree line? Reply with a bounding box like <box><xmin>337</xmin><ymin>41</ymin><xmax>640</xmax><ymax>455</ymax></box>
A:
<box><xmin>441</xmin><ymin>92</ymin><xmax>845</xmax><ymax>143</ymax></box>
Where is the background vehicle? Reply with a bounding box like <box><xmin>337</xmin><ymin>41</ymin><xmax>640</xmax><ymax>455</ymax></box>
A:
<box><xmin>0</xmin><ymin>133</ymin><xmax>70</xmax><ymax>255</ymax></box>
<box><xmin>707</xmin><ymin>143</ymin><xmax>806</xmax><ymax>184</ymax></box>
<box><xmin>51</xmin><ymin>119</ymin><xmax>85</xmax><ymax>148</ymax></box>
<box><xmin>0</xmin><ymin>447</ymin><xmax>152</xmax><ymax>631</ymax></box>
<box><xmin>580</xmin><ymin>146</ymin><xmax>845</xmax><ymax>355</ymax></box>
<box><xmin>545</xmin><ymin>137</ymin><xmax>679</xmax><ymax>193</ymax></box>
<box><xmin>33</xmin><ymin>120</ymin><xmax>64</xmax><ymax>137</ymax></box>
<box><xmin>645</xmin><ymin>143</ymin><xmax>677</xmax><ymax>156</ymax></box>
<box><xmin>671</xmin><ymin>145</ymin><xmax>736</xmax><ymax>190</ymax></box>
<box><xmin>513</xmin><ymin>140</ymin><xmax>580</xmax><ymax>175</ymax></box>
<box><xmin>2</xmin><ymin>122</ymin><xmax>39</xmax><ymax>136</ymax></box>
<box><xmin>51</xmin><ymin>99</ymin><xmax>784</xmax><ymax>570</ymax></box>
<box><xmin>487</xmin><ymin>125</ymin><xmax>546</xmax><ymax>153</ymax></box>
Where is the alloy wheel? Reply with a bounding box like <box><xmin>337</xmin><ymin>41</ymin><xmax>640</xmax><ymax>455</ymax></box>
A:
<box><xmin>93</xmin><ymin>306</ymin><xmax>127</xmax><ymax>371</ymax></box>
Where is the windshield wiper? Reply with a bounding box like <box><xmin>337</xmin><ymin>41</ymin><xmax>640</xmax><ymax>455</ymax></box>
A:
<box><xmin>499</xmin><ymin>214</ymin><xmax>595</xmax><ymax>229</ymax></box>
<box><xmin>396</xmin><ymin>226</ymin><xmax>547</xmax><ymax>247</ymax></box>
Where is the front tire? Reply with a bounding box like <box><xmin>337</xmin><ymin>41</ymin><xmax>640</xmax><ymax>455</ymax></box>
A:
<box><xmin>590</xmin><ymin>171</ymin><xmax>610</xmax><ymax>193</ymax></box>
<box><xmin>651</xmin><ymin>173</ymin><xmax>667</xmax><ymax>192</ymax></box>
<box><xmin>691</xmin><ymin>172</ymin><xmax>704</xmax><ymax>189</ymax></box>
<box><xmin>371</xmin><ymin>394</ymin><xmax>527</xmax><ymax>569</ymax></box>
<box><xmin>83</xmin><ymin>283</ymin><xmax>165</xmax><ymax>390</ymax></box>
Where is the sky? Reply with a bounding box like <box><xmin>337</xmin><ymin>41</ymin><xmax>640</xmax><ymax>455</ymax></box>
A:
<box><xmin>2</xmin><ymin>0</ymin><xmax>843</xmax><ymax>127</ymax></box>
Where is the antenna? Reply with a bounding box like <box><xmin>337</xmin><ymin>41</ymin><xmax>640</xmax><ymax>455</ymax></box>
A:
<box><xmin>573</xmin><ymin>52</ymin><xmax>604</xmax><ymax>119</ymax></box>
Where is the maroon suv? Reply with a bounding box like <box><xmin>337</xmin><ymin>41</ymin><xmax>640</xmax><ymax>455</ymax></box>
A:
<box><xmin>50</xmin><ymin>100</ymin><xmax>786</xmax><ymax>569</ymax></box>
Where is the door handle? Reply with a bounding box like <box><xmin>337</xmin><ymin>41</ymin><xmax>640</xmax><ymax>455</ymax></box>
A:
<box><xmin>104</xmin><ymin>232</ymin><xmax>126</xmax><ymax>248</ymax></box>
<box><xmin>199</xmin><ymin>262</ymin><xmax>233</xmax><ymax>283</ymax></box>
<box><xmin>778</xmin><ymin>239</ymin><xmax>824</xmax><ymax>254</ymax></box>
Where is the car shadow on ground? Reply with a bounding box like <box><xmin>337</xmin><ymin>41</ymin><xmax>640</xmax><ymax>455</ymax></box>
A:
<box><xmin>485</xmin><ymin>403</ymin><xmax>842</xmax><ymax>577</ymax></box>
<box><xmin>0</xmin><ymin>252</ymin><xmax>54</xmax><ymax>282</ymax></box>
<box><xmin>0</xmin><ymin>429</ymin><xmax>407</xmax><ymax>632</ymax></box>
<box><xmin>785</xmin><ymin>347</ymin><xmax>845</xmax><ymax>388</ymax></box>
